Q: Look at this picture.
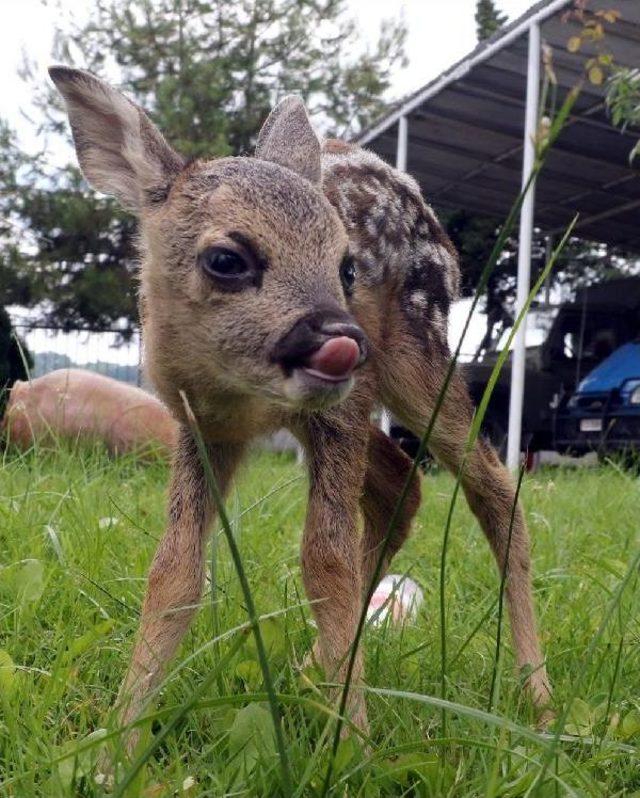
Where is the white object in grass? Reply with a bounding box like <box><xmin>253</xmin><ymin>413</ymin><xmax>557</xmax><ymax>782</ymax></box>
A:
<box><xmin>367</xmin><ymin>575</ymin><xmax>424</xmax><ymax>626</ymax></box>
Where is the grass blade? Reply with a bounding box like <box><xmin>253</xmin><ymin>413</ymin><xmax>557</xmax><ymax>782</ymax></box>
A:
<box><xmin>180</xmin><ymin>393</ymin><xmax>293</xmax><ymax>797</ymax></box>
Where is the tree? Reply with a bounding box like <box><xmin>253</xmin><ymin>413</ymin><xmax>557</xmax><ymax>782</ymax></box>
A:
<box><xmin>0</xmin><ymin>306</ymin><xmax>32</xmax><ymax>413</ymax></box>
<box><xmin>475</xmin><ymin>0</ymin><xmax>508</xmax><ymax>42</ymax></box>
<box><xmin>1</xmin><ymin>0</ymin><xmax>406</xmax><ymax>332</ymax></box>
<box><xmin>0</xmin><ymin>120</ymin><xmax>33</xmax><ymax>402</ymax></box>
<box><xmin>606</xmin><ymin>67</ymin><xmax>640</xmax><ymax>162</ymax></box>
<box><xmin>442</xmin><ymin>206</ymin><xmax>639</xmax><ymax>360</ymax></box>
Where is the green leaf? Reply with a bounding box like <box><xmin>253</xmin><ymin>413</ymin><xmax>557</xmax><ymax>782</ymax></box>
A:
<box><xmin>567</xmin><ymin>35</ymin><xmax>581</xmax><ymax>53</ymax></box>
<box><xmin>377</xmin><ymin>752</ymin><xmax>442</xmax><ymax>790</ymax></box>
<box><xmin>0</xmin><ymin>650</ymin><xmax>17</xmax><ymax>698</ymax></box>
<box><xmin>64</xmin><ymin>619</ymin><xmax>115</xmax><ymax>663</ymax></box>
<box><xmin>242</xmin><ymin>616</ymin><xmax>286</xmax><ymax>662</ymax></box>
<box><xmin>619</xmin><ymin>709</ymin><xmax>640</xmax><ymax>740</ymax></box>
<box><xmin>235</xmin><ymin>659</ymin><xmax>262</xmax><ymax>690</ymax></box>
<box><xmin>14</xmin><ymin>559</ymin><xmax>45</xmax><ymax>606</ymax></box>
<box><xmin>57</xmin><ymin>729</ymin><xmax>108</xmax><ymax>789</ymax></box>
<box><xmin>333</xmin><ymin>736</ymin><xmax>361</xmax><ymax>776</ymax></box>
<box><xmin>588</xmin><ymin>66</ymin><xmax>604</xmax><ymax>86</ymax></box>
<box><xmin>564</xmin><ymin>697</ymin><xmax>593</xmax><ymax>736</ymax></box>
<box><xmin>228</xmin><ymin>704</ymin><xmax>276</xmax><ymax>778</ymax></box>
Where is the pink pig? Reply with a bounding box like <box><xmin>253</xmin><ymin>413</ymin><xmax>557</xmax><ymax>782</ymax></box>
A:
<box><xmin>2</xmin><ymin>368</ymin><xmax>178</xmax><ymax>456</ymax></box>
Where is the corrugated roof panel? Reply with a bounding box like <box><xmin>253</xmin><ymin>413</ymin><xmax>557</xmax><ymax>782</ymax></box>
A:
<box><xmin>359</xmin><ymin>0</ymin><xmax>640</xmax><ymax>251</ymax></box>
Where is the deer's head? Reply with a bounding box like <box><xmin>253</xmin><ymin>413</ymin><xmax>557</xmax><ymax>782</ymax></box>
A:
<box><xmin>50</xmin><ymin>67</ymin><xmax>367</xmax><ymax>422</ymax></box>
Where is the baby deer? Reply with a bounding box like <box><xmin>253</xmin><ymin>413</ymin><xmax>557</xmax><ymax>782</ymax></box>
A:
<box><xmin>50</xmin><ymin>66</ymin><xmax>551</xmax><ymax>751</ymax></box>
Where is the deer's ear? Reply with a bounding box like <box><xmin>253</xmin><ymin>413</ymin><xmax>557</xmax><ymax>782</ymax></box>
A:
<box><xmin>49</xmin><ymin>66</ymin><xmax>183</xmax><ymax>212</ymax></box>
<box><xmin>255</xmin><ymin>96</ymin><xmax>321</xmax><ymax>184</ymax></box>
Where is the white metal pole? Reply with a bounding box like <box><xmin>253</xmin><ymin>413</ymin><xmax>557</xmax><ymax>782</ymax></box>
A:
<box><xmin>506</xmin><ymin>22</ymin><xmax>541</xmax><ymax>471</ymax></box>
<box><xmin>396</xmin><ymin>115</ymin><xmax>408</xmax><ymax>172</ymax></box>
<box><xmin>380</xmin><ymin>116</ymin><xmax>409</xmax><ymax>435</ymax></box>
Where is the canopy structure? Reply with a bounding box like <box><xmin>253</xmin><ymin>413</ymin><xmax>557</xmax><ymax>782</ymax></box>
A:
<box><xmin>359</xmin><ymin>0</ymin><xmax>640</xmax><ymax>467</ymax></box>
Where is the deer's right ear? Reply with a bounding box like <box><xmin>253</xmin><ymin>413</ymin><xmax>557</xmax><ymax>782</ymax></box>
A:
<box><xmin>49</xmin><ymin>66</ymin><xmax>183</xmax><ymax>212</ymax></box>
<box><xmin>255</xmin><ymin>96</ymin><xmax>321</xmax><ymax>184</ymax></box>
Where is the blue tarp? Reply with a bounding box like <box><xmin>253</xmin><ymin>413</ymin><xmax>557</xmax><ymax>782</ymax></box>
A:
<box><xmin>579</xmin><ymin>343</ymin><xmax>640</xmax><ymax>394</ymax></box>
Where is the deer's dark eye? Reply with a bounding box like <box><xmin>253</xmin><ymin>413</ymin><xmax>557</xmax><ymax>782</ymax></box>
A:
<box><xmin>198</xmin><ymin>247</ymin><xmax>249</xmax><ymax>279</ymax></box>
<box><xmin>340</xmin><ymin>255</ymin><xmax>356</xmax><ymax>296</ymax></box>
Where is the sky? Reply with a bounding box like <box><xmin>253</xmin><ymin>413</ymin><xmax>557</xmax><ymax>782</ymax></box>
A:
<box><xmin>0</xmin><ymin>0</ymin><xmax>536</xmax><ymax>152</ymax></box>
<box><xmin>1</xmin><ymin>0</ymin><xmax>539</xmax><ymax>362</ymax></box>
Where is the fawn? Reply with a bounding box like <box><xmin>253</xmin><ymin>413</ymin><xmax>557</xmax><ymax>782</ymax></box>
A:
<box><xmin>50</xmin><ymin>66</ymin><xmax>552</xmax><ymax>749</ymax></box>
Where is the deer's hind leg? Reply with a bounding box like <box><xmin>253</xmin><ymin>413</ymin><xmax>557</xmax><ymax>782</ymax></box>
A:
<box><xmin>378</xmin><ymin>328</ymin><xmax>552</xmax><ymax>713</ymax></box>
<box><xmin>360</xmin><ymin>424</ymin><xmax>421</xmax><ymax>595</ymax></box>
<box><xmin>303</xmin><ymin>424</ymin><xmax>420</xmax><ymax>679</ymax></box>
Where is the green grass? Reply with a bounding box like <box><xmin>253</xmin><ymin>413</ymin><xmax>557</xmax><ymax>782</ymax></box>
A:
<box><xmin>1</xmin><ymin>443</ymin><xmax>639</xmax><ymax>796</ymax></box>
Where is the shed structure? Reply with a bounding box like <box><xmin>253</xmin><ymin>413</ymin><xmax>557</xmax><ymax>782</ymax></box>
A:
<box><xmin>359</xmin><ymin>0</ymin><xmax>640</xmax><ymax>467</ymax></box>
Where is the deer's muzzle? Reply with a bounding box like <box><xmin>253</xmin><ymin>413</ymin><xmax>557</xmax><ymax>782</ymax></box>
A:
<box><xmin>271</xmin><ymin>307</ymin><xmax>368</xmax><ymax>383</ymax></box>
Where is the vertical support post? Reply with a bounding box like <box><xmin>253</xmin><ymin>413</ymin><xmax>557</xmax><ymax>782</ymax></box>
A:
<box><xmin>506</xmin><ymin>22</ymin><xmax>540</xmax><ymax>471</ymax></box>
<box><xmin>543</xmin><ymin>236</ymin><xmax>553</xmax><ymax>307</ymax></box>
<box><xmin>380</xmin><ymin>115</ymin><xmax>409</xmax><ymax>435</ymax></box>
<box><xmin>396</xmin><ymin>115</ymin><xmax>408</xmax><ymax>172</ymax></box>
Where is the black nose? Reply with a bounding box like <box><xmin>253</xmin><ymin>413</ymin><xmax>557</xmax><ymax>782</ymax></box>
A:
<box><xmin>270</xmin><ymin>306</ymin><xmax>368</xmax><ymax>372</ymax></box>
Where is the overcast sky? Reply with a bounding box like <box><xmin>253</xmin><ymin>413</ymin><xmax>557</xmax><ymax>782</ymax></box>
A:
<box><xmin>2</xmin><ymin>0</ymin><xmax>539</xmax><ymax>356</ymax></box>
<box><xmin>1</xmin><ymin>0</ymin><xmax>535</xmax><ymax>153</ymax></box>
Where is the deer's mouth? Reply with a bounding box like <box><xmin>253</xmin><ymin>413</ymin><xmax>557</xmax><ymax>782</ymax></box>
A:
<box><xmin>271</xmin><ymin>309</ymin><xmax>368</xmax><ymax>406</ymax></box>
<box><xmin>301</xmin><ymin>336</ymin><xmax>362</xmax><ymax>383</ymax></box>
<box><xmin>282</xmin><ymin>337</ymin><xmax>364</xmax><ymax>406</ymax></box>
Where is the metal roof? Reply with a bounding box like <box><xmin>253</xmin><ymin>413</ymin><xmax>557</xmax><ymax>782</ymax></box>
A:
<box><xmin>358</xmin><ymin>0</ymin><xmax>640</xmax><ymax>250</ymax></box>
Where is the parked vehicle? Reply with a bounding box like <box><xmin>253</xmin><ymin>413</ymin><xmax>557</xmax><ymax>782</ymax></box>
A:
<box><xmin>554</xmin><ymin>341</ymin><xmax>640</xmax><ymax>459</ymax></box>
<box><xmin>464</xmin><ymin>277</ymin><xmax>640</xmax><ymax>456</ymax></box>
<box><xmin>391</xmin><ymin>277</ymin><xmax>640</xmax><ymax>460</ymax></box>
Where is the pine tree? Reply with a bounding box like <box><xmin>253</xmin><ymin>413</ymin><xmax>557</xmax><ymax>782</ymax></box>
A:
<box><xmin>0</xmin><ymin>306</ymin><xmax>31</xmax><ymax>413</ymax></box>
<box><xmin>5</xmin><ymin>0</ymin><xmax>406</xmax><ymax>330</ymax></box>
<box><xmin>475</xmin><ymin>0</ymin><xmax>508</xmax><ymax>42</ymax></box>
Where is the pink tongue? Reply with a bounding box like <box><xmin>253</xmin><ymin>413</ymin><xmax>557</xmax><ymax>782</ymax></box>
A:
<box><xmin>305</xmin><ymin>336</ymin><xmax>360</xmax><ymax>379</ymax></box>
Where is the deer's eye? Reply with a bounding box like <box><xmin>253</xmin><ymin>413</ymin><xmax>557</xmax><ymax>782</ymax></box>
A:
<box><xmin>198</xmin><ymin>247</ymin><xmax>250</xmax><ymax>279</ymax></box>
<box><xmin>340</xmin><ymin>255</ymin><xmax>356</xmax><ymax>296</ymax></box>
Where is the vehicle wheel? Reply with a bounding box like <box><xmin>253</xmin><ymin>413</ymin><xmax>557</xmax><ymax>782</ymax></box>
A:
<box><xmin>525</xmin><ymin>450</ymin><xmax>541</xmax><ymax>473</ymax></box>
<box><xmin>390</xmin><ymin>425</ymin><xmax>432</xmax><ymax>469</ymax></box>
<box><xmin>482</xmin><ymin>416</ymin><xmax>508</xmax><ymax>462</ymax></box>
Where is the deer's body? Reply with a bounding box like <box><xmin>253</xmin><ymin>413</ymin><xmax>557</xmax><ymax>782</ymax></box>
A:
<box><xmin>50</xmin><ymin>66</ymin><xmax>551</xmax><ymax>754</ymax></box>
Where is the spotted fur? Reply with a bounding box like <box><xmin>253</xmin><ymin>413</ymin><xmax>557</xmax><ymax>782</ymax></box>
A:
<box><xmin>322</xmin><ymin>140</ymin><xmax>460</xmax><ymax>347</ymax></box>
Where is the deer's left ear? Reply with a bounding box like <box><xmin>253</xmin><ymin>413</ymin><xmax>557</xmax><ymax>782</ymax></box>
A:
<box><xmin>255</xmin><ymin>96</ymin><xmax>321</xmax><ymax>184</ymax></box>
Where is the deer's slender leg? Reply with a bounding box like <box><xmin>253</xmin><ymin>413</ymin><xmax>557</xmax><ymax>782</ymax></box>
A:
<box><xmin>360</xmin><ymin>425</ymin><xmax>421</xmax><ymax>595</ymax></box>
<box><xmin>296</xmin><ymin>403</ymin><xmax>371</xmax><ymax>731</ymax></box>
<box><xmin>113</xmin><ymin>427</ymin><xmax>244</xmax><ymax>750</ymax></box>
<box><xmin>380</xmin><ymin>339</ymin><xmax>552</xmax><ymax>711</ymax></box>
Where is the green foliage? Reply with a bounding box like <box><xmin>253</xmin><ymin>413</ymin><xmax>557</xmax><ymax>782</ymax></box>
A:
<box><xmin>442</xmin><ymin>208</ymin><xmax>638</xmax><ymax>359</ymax></box>
<box><xmin>0</xmin><ymin>306</ymin><xmax>32</xmax><ymax>415</ymax></box>
<box><xmin>6</xmin><ymin>167</ymin><xmax>139</xmax><ymax>332</ymax></box>
<box><xmin>0</xmin><ymin>121</ymin><xmax>37</xmax><ymax>309</ymax></box>
<box><xmin>1</xmin><ymin>446</ymin><xmax>640</xmax><ymax>795</ymax></box>
<box><xmin>2</xmin><ymin>0</ymin><xmax>406</xmax><ymax>330</ymax></box>
<box><xmin>41</xmin><ymin>0</ymin><xmax>406</xmax><ymax>155</ymax></box>
<box><xmin>606</xmin><ymin>67</ymin><xmax>640</xmax><ymax>162</ymax></box>
<box><xmin>474</xmin><ymin>0</ymin><xmax>508</xmax><ymax>42</ymax></box>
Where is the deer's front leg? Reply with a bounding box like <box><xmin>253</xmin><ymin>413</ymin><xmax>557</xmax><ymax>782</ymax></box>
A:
<box><xmin>300</xmin><ymin>413</ymin><xmax>369</xmax><ymax>732</ymax></box>
<box><xmin>113</xmin><ymin>428</ymin><xmax>243</xmax><ymax>752</ymax></box>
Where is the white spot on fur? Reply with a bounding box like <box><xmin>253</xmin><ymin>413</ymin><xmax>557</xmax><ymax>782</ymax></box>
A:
<box><xmin>410</xmin><ymin>290</ymin><xmax>429</xmax><ymax>308</ymax></box>
<box><xmin>431</xmin><ymin>305</ymin><xmax>447</xmax><ymax>334</ymax></box>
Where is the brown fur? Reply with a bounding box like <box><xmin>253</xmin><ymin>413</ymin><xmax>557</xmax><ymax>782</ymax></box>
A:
<box><xmin>50</xmin><ymin>67</ymin><xmax>551</xmax><ymax>754</ymax></box>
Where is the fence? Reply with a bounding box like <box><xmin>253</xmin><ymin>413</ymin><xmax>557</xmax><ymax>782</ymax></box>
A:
<box><xmin>13</xmin><ymin>323</ymin><xmax>143</xmax><ymax>386</ymax></box>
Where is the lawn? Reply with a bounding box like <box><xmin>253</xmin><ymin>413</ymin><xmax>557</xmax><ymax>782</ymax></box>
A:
<box><xmin>1</xmin><ymin>443</ymin><xmax>639</xmax><ymax>796</ymax></box>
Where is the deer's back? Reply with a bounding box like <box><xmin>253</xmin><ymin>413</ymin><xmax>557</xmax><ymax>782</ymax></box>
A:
<box><xmin>321</xmin><ymin>140</ymin><xmax>460</xmax><ymax>370</ymax></box>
